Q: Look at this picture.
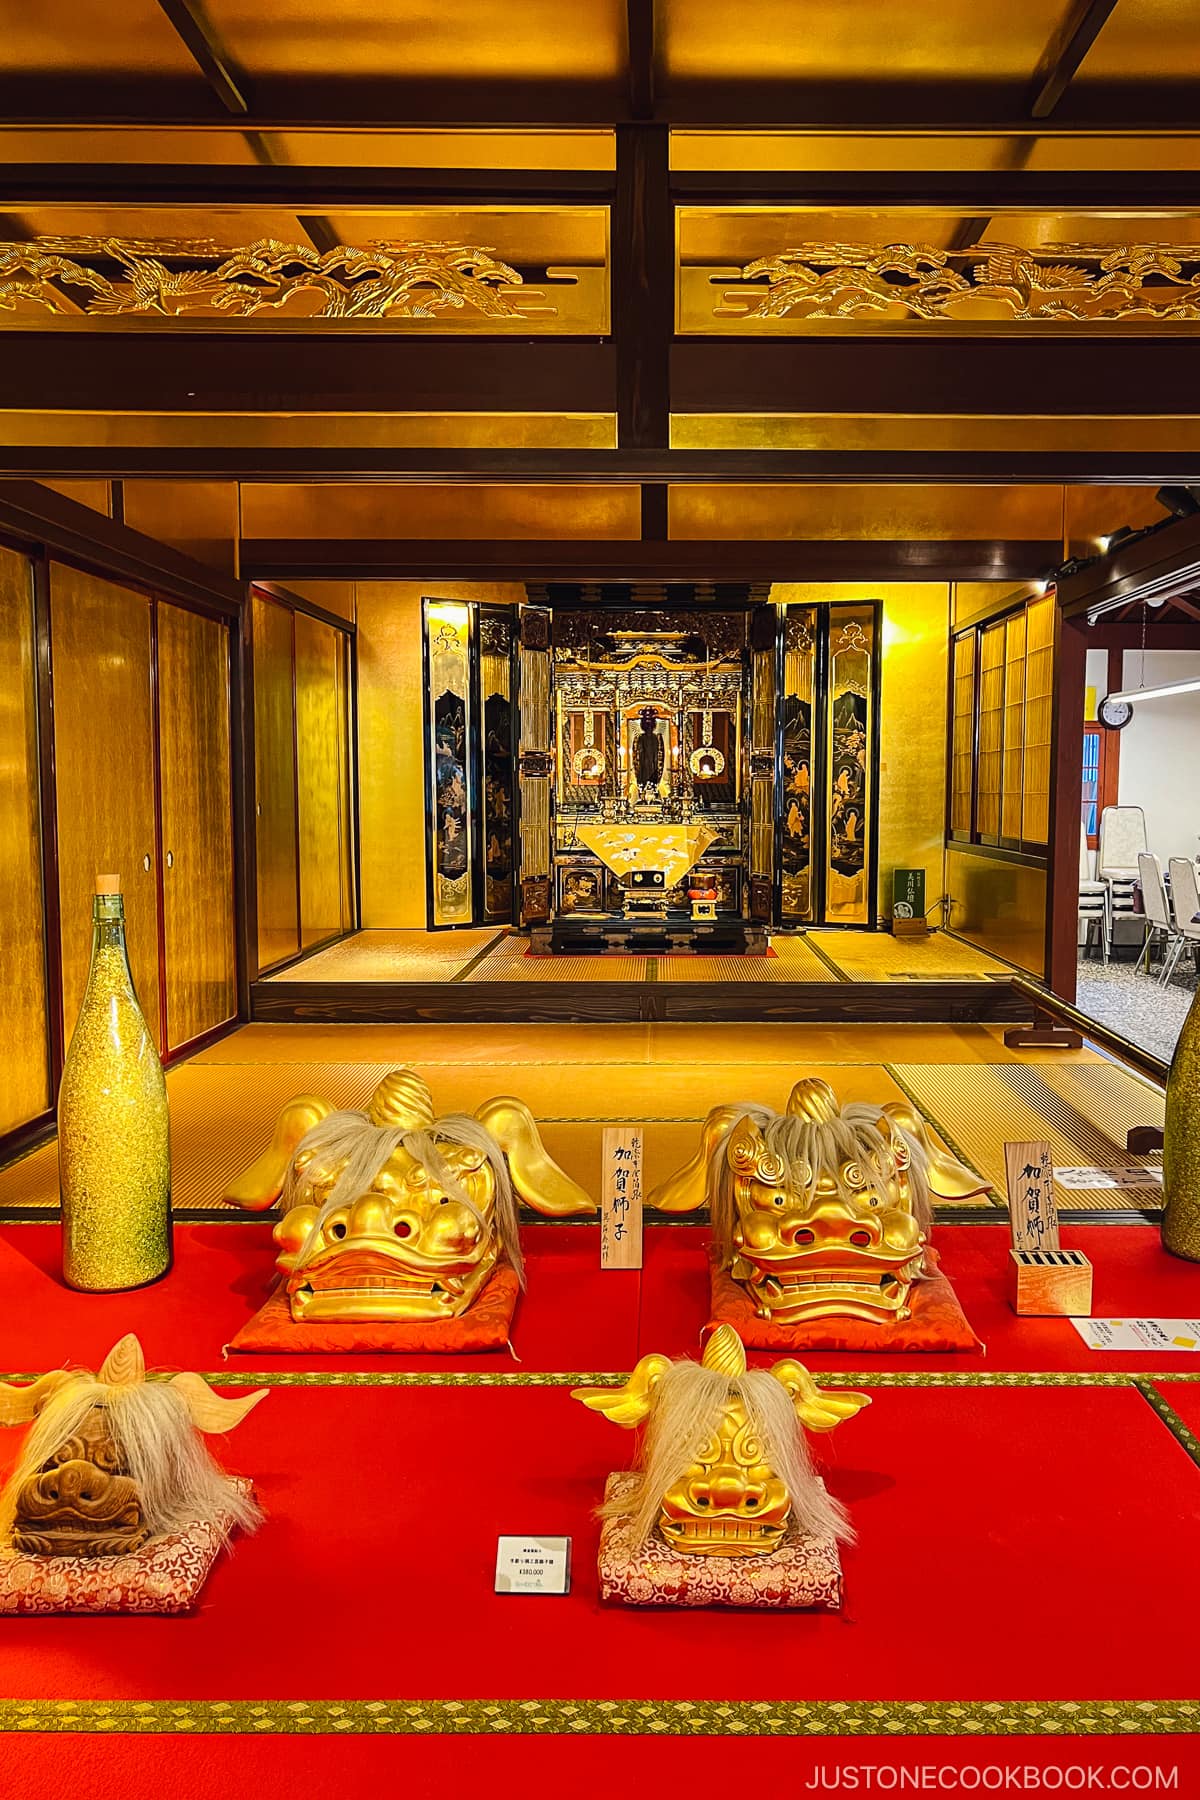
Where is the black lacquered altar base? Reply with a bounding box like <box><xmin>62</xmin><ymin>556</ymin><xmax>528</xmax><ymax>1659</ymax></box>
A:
<box><xmin>537</xmin><ymin>915</ymin><xmax>769</xmax><ymax>955</ymax></box>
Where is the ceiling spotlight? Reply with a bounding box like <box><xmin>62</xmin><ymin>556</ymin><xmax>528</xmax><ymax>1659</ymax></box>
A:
<box><xmin>1155</xmin><ymin>486</ymin><xmax>1200</xmax><ymax>519</ymax></box>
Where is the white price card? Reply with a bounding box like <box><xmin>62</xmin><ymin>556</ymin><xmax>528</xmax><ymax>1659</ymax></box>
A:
<box><xmin>1071</xmin><ymin>1317</ymin><xmax>1200</xmax><ymax>1352</ymax></box>
<box><xmin>494</xmin><ymin>1535</ymin><xmax>572</xmax><ymax>1595</ymax></box>
<box><xmin>1054</xmin><ymin>1166</ymin><xmax>1162</xmax><ymax>1190</ymax></box>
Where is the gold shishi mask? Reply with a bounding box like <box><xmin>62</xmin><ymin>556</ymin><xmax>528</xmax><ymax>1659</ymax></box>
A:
<box><xmin>575</xmin><ymin>1325</ymin><xmax>868</xmax><ymax>1558</ymax></box>
<box><xmin>0</xmin><ymin>1335</ymin><xmax>265</xmax><ymax>1558</ymax></box>
<box><xmin>647</xmin><ymin>1077</ymin><xmax>989</xmax><ymax>1325</ymax></box>
<box><xmin>226</xmin><ymin>1068</ymin><xmax>595</xmax><ymax>1323</ymax></box>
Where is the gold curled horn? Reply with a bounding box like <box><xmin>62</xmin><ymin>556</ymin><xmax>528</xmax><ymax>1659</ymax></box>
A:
<box><xmin>768</xmin><ymin>1358</ymin><xmax>871</xmax><ymax>1433</ymax></box>
<box><xmin>0</xmin><ymin>1369</ymin><xmax>73</xmax><ymax>1426</ymax></box>
<box><xmin>785</xmin><ymin>1078</ymin><xmax>842</xmax><ymax>1123</ymax></box>
<box><xmin>474</xmin><ymin>1095</ymin><xmax>595</xmax><ymax>1215</ymax></box>
<box><xmin>223</xmin><ymin>1094</ymin><xmax>336</xmax><ymax>1212</ymax></box>
<box><xmin>880</xmin><ymin>1101</ymin><xmax>990</xmax><ymax>1201</ymax></box>
<box><xmin>166</xmin><ymin>1372</ymin><xmax>269</xmax><ymax>1435</ymax></box>
<box><xmin>571</xmin><ymin>1352</ymin><xmax>673</xmax><ymax>1428</ymax></box>
<box><xmin>98</xmin><ymin>1334</ymin><xmax>145</xmax><ymax>1388</ymax></box>
<box><xmin>645</xmin><ymin>1101</ymin><xmax>752</xmax><ymax>1214</ymax></box>
<box><xmin>701</xmin><ymin>1323</ymin><xmax>748</xmax><ymax>1377</ymax></box>
<box><xmin>726</xmin><ymin>1115</ymin><xmax>786</xmax><ymax>1185</ymax></box>
<box><xmin>368</xmin><ymin>1069</ymin><xmax>436</xmax><ymax>1130</ymax></box>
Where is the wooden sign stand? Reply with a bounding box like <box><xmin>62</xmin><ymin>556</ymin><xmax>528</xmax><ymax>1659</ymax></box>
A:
<box><xmin>1004</xmin><ymin>1140</ymin><xmax>1093</xmax><ymax>1317</ymax></box>
<box><xmin>600</xmin><ymin>1126</ymin><xmax>643</xmax><ymax>1270</ymax></box>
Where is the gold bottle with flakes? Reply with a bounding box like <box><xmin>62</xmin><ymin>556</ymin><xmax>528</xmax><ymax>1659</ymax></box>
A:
<box><xmin>58</xmin><ymin>875</ymin><xmax>171</xmax><ymax>1291</ymax></box>
<box><xmin>1163</xmin><ymin>982</ymin><xmax>1200</xmax><ymax>1261</ymax></box>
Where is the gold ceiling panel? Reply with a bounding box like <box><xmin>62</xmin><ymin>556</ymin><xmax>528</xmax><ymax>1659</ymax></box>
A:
<box><xmin>658</xmin><ymin>0</ymin><xmax>1067</xmax><ymax>84</ymax></box>
<box><xmin>671</xmin><ymin>132</ymin><xmax>1200</xmax><ymax>175</ymax></box>
<box><xmin>678</xmin><ymin>209</ymin><xmax>1200</xmax><ymax>332</ymax></box>
<box><xmin>0</xmin><ymin>128</ymin><xmax>615</xmax><ymax>171</ymax></box>
<box><xmin>204</xmin><ymin>0</ymin><xmax>625</xmax><ymax>82</ymax></box>
<box><xmin>240</xmin><ymin>483</ymin><xmax>641</xmax><ymax>542</ymax></box>
<box><xmin>1071</xmin><ymin>0</ymin><xmax>1200</xmax><ymax>83</ymax></box>
<box><xmin>0</xmin><ymin>0</ymin><xmax>207</xmax><ymax>77</ymax></box>
<box><xmin>0</xmin><ymin>413</ymin><xmax>617</xmax><ymax>451</ymax></box>
<box><xmin>0</xmin><ymin>209</ymin><xmax>609</xmax><ymax>333</ymax></box>
<box><xmin>669</xmin><ymin>485</ymin><xmax>1064</xmax><ymax>543</ymax></box>
<box><xmin>669</xmin><ymin>415</ymin><xmax>1200</xmax><ymax>453</ymax></box>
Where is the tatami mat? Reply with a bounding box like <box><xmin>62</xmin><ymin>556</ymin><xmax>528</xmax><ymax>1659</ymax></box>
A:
<box><xmin>462</xmin><ymin>940</ymin><xmax>651</xmax><ymax>982</ymax></box>
<box><xmin>0</xmin><ymin>1039</ymin><xmax>981</xmax><ymax>1216</ymax></box>
<box><xmin>815</xmin><ymin>930</ymin><xmax>1010</xmax><ymax>981</ymax></box>
<box><xmin>656</xmin><ymin>938</ymin><xmax>837</xmax><ymax>982</ymax></box>
<box><xmin>265</xmin><ymin>929</ymin><xmax>503</xmax><ymax>984</ymax></box>
<box><xmin>889</xmin><ymin>1061</ymin><xmax>1164</xmax><ymax>1212</ymax></box>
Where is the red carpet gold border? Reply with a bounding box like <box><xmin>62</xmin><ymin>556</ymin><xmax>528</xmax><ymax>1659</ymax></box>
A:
<box><xmin>2</xmin><ymin>1370</ymin><xmax>1200</xmax><ymax>1389</ymax></box>
<box><xmin>0</xmin><ymin>1698</ymin><xmax>1197</xmax><ymax>1737</ymax></box>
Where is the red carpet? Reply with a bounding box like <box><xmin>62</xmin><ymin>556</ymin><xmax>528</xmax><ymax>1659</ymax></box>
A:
<box><xmin>0</xmin><ymin>1383</ymin><xmax>1197</xmax><ymax>1706</ymax></box>
<box><xmin>1</xmin><ymin>1221</ymin><xmax>1199</xmax><ymax>1375</ymax></box>
<box><xmin>3</xmin><ymin>1735</ymin><xmax>1199</xmax><ymax>1800</ymax></box>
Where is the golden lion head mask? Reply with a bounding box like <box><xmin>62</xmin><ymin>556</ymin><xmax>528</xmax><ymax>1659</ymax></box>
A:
<box><xmin>574</xmin><ymin>1325</ymin><xmax>868</xmax><ymax>1557</ymax></box>
<box><xmin>226</xmin><ymin>1068</ymin><xmax>595</xmax><ymax>1323</ymax></box>
<box><xmin>647</xmin><ymin>1077</ymin><xmax>988</xmax><ymax>1325</ymax></box>
<box><xmin>0</xmin><ymin>1335</ymin><xmax>265</xmax><ymax>1557</ymax></box>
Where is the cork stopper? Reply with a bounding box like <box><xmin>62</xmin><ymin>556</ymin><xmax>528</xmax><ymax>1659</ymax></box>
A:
<box><xmin>95</xmin><ymin>872</ymin><xmax>122</xmax><ymax>895</ymax></box>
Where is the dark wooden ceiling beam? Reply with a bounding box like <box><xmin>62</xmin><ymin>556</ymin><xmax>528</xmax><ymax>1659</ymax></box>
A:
<box><xmin>239</xmin><ymin>538</ymin><xmax>1061</xmax><ymax>582</ymax></box>
<box><xmin>626</xmin><ymin>0</ymin><xmax>656</xmax><ymax>121</ymax></box>
<box><xmin>2</xmin><ymin>78</ymin><xmax>1197</xmax><ymax>131</ymax></box>
<box><xmin>0</xmin><ymin>165</ymin><xmax>614</xmax><ymax>207</ymax></box>
<box><xmin>614</xmin><ymin>123</ymin><xmax>671</xmax><ymax>451</ymax></box>
<box><xmin>1029</xmin><ymin>0</ymin><xmax>1122</xmax><ymax>119</ymax></box>
<box><xmin>152</xmin><ymin>0</ymin><xmax>249</xmax><ymax>114</ymax></box>
<box><xmin>673</xmin><ymin>338</ymin><xmax>1200</xmax><ymax>419</ymax></box>
<box><xmin>3</xmin><ymin>447</ymin><xmax>1198</xmax><ymax>483</ymax></box>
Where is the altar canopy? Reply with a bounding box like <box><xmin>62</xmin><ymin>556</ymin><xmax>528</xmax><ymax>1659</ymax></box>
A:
<box><xmin>576</xmin><ymin>823</ymin><xmax>717</xmax><ymax>888</ymax></box>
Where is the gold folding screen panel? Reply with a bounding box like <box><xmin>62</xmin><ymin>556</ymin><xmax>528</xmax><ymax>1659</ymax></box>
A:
<box><xmin>252</xmin><ymin>591</ymin><xmax>301</xmax><ymax>970</ymax></box>
<box><xmin>296</xmin><ymin>612</ymin><xmax>355</xmax><ymax>948</ymax></box>
<box><xmin>824</xmin><ymin>606</ymin><xmax>876</xmax><ymax>926</ymax></box>
<box><xmin>424</xmin><ymin>600</ymin><xmax>474</xmax><ymax>927</ymax></box>
<box><xmin>0</xmin><ymin>546</ymin><xmax>49</xmax><ymax>1134</ymax></box>
<box><xmin>51</xmin><ymin>565</ymin><xmax>161</xmax><ymax>1050</ymax></box>
<box><xmin>157</xmin><ymin>602</ymin><xmax>236</xmax><ymax>1051</ymax></box>
<box><xmin>780</xmin><ymin>606</ymin><xmax>816</xmax><ymax>922</ymax></box>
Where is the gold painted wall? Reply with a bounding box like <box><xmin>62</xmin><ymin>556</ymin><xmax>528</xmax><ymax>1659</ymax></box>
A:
<box><xmin>356</xmin><ymin>581</ymin><xmax>524</xmax><ymax>928</ymax></box>
<box><xmin>0</xmin><ymin>545</ymin><xmax>50</xmax><ymax>1134</ymax></box>
<box><xmin>772</xmin><ymin>582</ymin><xmax>950</xmax><ymax>922</ymax></box>
<box><xmin>122</xmin><ymin>481</ymin><xmax>240</xmax><ymax>577</ymax></box>
<box><xmin>945</xmin><ymin>845</ymin><xmax>1047</xmax><ymax>978</ymax></box>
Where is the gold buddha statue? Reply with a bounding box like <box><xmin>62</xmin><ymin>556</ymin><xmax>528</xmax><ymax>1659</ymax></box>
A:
<box><xmin>647</xmin><ymin>1077</ymin><xmax>988</xmax><ymax>1325</ymax></box>
<box><xmin>574</xmin><ymin>1323</ymin><xmax>868</xmax><ymax>1557</ymax></box>
<box><xmin>225</xmin><ymin>1068</ymin><xmax>594</xmax><ymax>1323</ymax></box>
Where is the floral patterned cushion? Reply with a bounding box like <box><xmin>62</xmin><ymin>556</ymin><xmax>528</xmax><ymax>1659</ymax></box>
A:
<box><xmin>0</xmin><ymin>1481</ymin><xmax>252</xmax><ymax>1616</ymax></box>
<box><xmin>596</xmin><ymin>1471</ymin><xmax>843</xmax><ymax>1610</ymax></box>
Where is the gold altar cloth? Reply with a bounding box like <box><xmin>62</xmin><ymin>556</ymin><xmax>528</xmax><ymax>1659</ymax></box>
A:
<box><xmin>576</xmin><ymin>824</ymin><xmax>717</xmax><ymax>888</ymax></box>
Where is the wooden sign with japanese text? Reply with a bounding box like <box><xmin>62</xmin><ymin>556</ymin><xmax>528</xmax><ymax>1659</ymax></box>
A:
<box><xmin>601</xmin><ymin>1127</ymin><xmax>643</xmax><ymax>1269</ymax></box>
<box><xmin>1003</xmin><ymin>1141</ymin><xmax>1060</xmax><ymax>1252</ymax></box>
<box><xmin>1004</xmin><ymin>1139</ymin><xmax>1092</xmax><ymax>1317</ymax></box>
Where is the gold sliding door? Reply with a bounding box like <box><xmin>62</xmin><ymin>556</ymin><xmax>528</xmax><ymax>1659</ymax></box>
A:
<box><xmin>51</xmin><ymin>565</ymin><xmax>161</xmax><ymax>1047</ymax></box>
<box><xmin>0</xmin><ymin>546</ymin><xmax>49</xmax><ymax>1133</ymax></box>
<box><xmin>295</xmin><ymin>611</ymin><xmax>354</xmax><ymax>947</ymax></box>
<box><xmin>158</xmin><ymin>602</ymin><xmax>236</xmax><ymax>1050</ymax></box>
<box><xmin>252</xmin><ymin>591</ymin><xmax>300</xmax><ymax>969</ymax></box>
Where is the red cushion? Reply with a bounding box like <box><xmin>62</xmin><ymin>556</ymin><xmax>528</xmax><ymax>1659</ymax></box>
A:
<box><xmin>227</xmin><ymin>1264</ymin><xmax>520</xmax><ymax>1355</ymax></box>
<box><xmin>707</xmin><ymin>1245</ymin><xmax>982</xmax><ymax>1354</ymax></box>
